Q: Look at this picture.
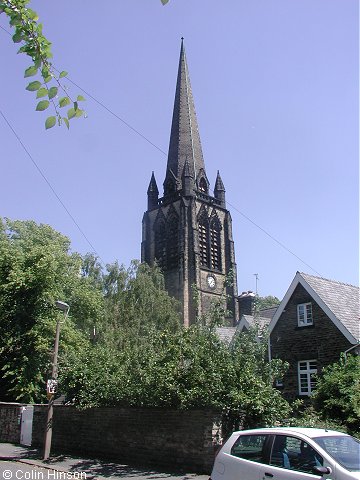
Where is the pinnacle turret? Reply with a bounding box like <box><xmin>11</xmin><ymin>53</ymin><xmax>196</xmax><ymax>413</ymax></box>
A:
<box><xmin>214</xmin><ymin>171</ymin><xmax>226</xmax><ymax>207</ymax></box>
<box><xmin>182</xmin><ymin>157</ymin><xmax>195</xmax><ymax>196</ymax></box>
<box><xmin>147</xmin><ymin>172</ymin><xmax>159</xmax><ymax>209</ymax></box>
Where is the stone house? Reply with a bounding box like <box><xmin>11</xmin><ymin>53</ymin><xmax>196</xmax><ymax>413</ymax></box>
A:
<box><xmin>268</xmin><ymin>271</ymin><xmax>359</xmax><ymax>399</ymax></box>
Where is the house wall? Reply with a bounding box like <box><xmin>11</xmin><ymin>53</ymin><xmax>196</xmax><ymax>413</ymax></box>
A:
<box><xmin>0</xmin><ymin>403</ymin><xmax>222</xmax><ymax>473</ymax></box>
<box><xmin>270</xmin><ymin>283</ymin><xmax>352</xmax><ymax>399</ymax></box>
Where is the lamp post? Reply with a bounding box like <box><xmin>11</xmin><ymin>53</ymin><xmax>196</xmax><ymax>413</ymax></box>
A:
<box><xmin>43</xmin><ymin>300</ymin><xmax>69</xmax><ymax>461</ymax></box>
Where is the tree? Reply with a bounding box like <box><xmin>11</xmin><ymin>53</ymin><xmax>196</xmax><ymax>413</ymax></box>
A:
<box><xmin>312</xmin><ymin>354</ymin><xmax>360</xmax><ymax>436</ymax></box>
<box><xmin>0</xmin><ymin>218</ymin><xmax>104</xmax><ymax>402</ymax></box>
<box><xmin>60</xmin><ymin>312</ymin><xmax>290</xmax><ymax>429</ymax></box>
<box><xmin>253</xmin><ymin>295</ymin><xmax>280</xmax><ymax>317</ymax></box>
<box><xmin>101</xmin><ymin>260</ymin><xmax>181</xmax><ymax>347</ymax></box>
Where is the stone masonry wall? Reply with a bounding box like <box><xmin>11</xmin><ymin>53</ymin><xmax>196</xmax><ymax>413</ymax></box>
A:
<box><xmin>0</xmin><ymin>402</ymin><xmax>23</xmax><ymax>443</ymax></box>
<box><xmin>1</xmin><ymin>404</ymin><xmax>222</xmax><ymax>473</ymax></box>
<box><xmin>270</xmin><ymin>283</ymin><xmax>352</xmax><ymax>399</ymax></box>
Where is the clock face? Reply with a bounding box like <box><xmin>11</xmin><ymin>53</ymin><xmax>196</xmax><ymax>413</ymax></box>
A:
<box><xmin>207</xmin><ymin>275</ymin><xmax>216</xmax><ymax>289</ymax></box>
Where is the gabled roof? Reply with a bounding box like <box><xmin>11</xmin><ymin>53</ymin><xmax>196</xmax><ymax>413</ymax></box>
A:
<box><xmin>269</xmin><ymin>272</ymin><xmax>360</xmax><ymax>344</ymax></box>
<box><xmin>259</xmin><ymin>306</ymin><xmax>279</xmax><ymax>319</ymax></box>
<box><xmin>215</xmin><ymin>327</ymin><xmax>237</xmax><ymax>345</ymax></box>
<box><xmin>240</xmin><ymin>315</ymin><xmax>271</xmax><ymax>331</ymax></box>
<box><xmin>216</xmin><ymin>315</ymin><xmax>271</xmax><ymax>345</ymax></box>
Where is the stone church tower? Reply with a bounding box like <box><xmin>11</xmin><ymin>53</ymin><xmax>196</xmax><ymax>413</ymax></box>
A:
<box><xmin>142</xmin><ymin>40</ymin><xmax>239</xmax><ymax>326</ymax></box>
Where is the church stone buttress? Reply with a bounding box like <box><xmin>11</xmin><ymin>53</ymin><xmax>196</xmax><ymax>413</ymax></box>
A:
<box><xmin>141</xmin><ymin>40</ymin><xmax>239</xmax><ymax>326</ymax></box>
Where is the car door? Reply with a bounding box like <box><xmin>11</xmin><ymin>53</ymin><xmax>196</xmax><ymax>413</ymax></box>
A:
<box><xmin>258</xmin><ymin>434</ymin><xmax>329</xmax><ymax>480</ymax></box>
<box><xmin>221</xmin><ymin>433</ymin><xmax>269</xmax><ymax>480</ymax></box>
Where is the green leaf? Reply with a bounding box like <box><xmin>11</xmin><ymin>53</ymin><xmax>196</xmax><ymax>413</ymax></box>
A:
<box><xmin>67</xmin><ymin>108</ymin><xmax>76</xmax><ymax>119</ymax></box>
<box><xmin>9</xmin><ymin>16</ymin><xmax>22</xmax><ymax>26</ymax></box>
<box><xmin>12</xmin><ymin>31</ymin><xmax>23</xmax><ymax>43</ymax></box>
<box><xmin>63</xmin><ymin>117</ymin><xmax>70</xmax><ymax>129</ymax></box>
<box><xmin>77</xmin><ymin>95</ymin><xmax>86</xmax><ymax>102</ymax></box>
<box><xmin>26</xmin><ymin>81</ymin><xmax>41</xmax><ymax>92</ymax></box>
<box><xmin>75</xmin><ymin>109</ymin><xmax>84</xmax><ymax>118</ymax></box>
<box><xmin>36</xmin><ymin>88</ymin><xmax>48</xmax><ymax>99</ymax></box>
<box><xmin>45</xmin><ymin>116</ymin><xmax>56</xmax><ymax>130</ymax></box>
<box><xmin>44</xmin><ymin>75</ymin><xmax>52</xmax><ymax>83</ymax></box>
<box><xmin>59</xmin><ymin>97</ymin><xmax>71</xmax><ymax>108</ymax></box>
<box><xmin>26</xmin><ymin>8</ymin><xmax>39</xmax><ymax>21</ymax></box>
<box><xmin>59</xmin><ymin>71</ymin><xmax>68</xmax><ymax>78</ymax></box>
<box><xmin>41</xmin><ymin>67</ymin><xmax>50</xmax><ymax>78</ymax></box>
<box><xmin>36</xmin><ymin>100</ymin><xmax>50</xmax><ymax>111</ymax></box>
<box><xmin>24</xmin><ymin>66</ymin><xmax>38</xmax><ymax>78</ymax></box>
<box><xmin>48</xmin><ymin>87</ymin><xmax>58</xmax><ymax>99</ymax></box>
<box><xmin>161</xmin><ymin>0</ymin><xmax>169</xmax><ymax>4</ymax></box>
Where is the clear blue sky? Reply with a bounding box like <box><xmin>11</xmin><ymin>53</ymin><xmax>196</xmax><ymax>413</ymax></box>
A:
<box><xmin>0</xmin><ymin>0</ymin><xmax>358</xmax><ymax>299</ymax></box>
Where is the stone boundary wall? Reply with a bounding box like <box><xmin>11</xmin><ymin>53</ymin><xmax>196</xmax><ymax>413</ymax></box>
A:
<box><xmin>0</xmin><ymin>403</ymin><xmax>23</xmax><ymax>443</ymax></box>
<box><xmin>0</xmin><ymin>403</ymin><xmax>223</xmax><ymax>472</ymax></box>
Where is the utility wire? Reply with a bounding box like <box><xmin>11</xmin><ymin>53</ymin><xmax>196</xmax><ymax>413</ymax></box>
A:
<box><xmin>0</xmin><ymin>109</ymin><xmax>105</xmax><ymax>266</ymax></box>
<box><xmin>0</xmin><ymin>22</ymin><xmax>321</xmax><ymax>276</ymax></box>
<box><xmin>225</xmin><ymin>198</ymin><xmax>322</xmax><ymax>276</ymax></box>
<box><xmin>58</xmin><ymin>71</ymin><xmax>322</xmax><ymax>276</ymax></box>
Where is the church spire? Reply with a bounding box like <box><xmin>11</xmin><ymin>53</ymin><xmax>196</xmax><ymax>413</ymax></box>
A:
<box><xmin>165</xmin><ymin>39</ymin><xmax>206</xmax><ymax>196</ymax></box>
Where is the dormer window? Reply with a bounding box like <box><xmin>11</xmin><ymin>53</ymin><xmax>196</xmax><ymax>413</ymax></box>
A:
<box><xmin>199</xmin><ymin>178</ymin><xmax>208</xmax><ymax>193</ymax></box>
<box><xmin>297</xmin><ymin>302</ymin><xmax>313</xmax><ymax>326</ymax></box>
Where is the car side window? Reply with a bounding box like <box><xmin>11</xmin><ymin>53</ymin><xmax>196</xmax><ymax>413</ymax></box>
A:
<box><xmin>230</xmin><ymin>434</ymin><xmax>267</xmax><ymax>464</ymax></box>
<box><xmin>270</xmin><ymin>435</ymin><xmax>323</xmax><ymax>474</ymax></box>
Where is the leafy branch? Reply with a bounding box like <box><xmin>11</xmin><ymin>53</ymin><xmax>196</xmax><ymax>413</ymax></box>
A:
<box><xmin>0</xmin><ymin>0</ymin><xmax>85</xmax><ymax>129</ymax></box>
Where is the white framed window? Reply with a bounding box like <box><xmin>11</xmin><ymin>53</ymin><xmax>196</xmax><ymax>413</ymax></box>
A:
<box><xmin>298</xmin><ymin>360</ymin><xmax>317</xmax><ymax>395</ymax></box>
<box><xmin>297</xmin><ymin>302</ymin><xmax>313</xmax><ymax>326</ymax></box>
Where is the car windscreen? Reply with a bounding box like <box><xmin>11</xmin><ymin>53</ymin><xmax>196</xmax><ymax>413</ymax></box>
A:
<box><xmin>313</xmin><ymin>435</ymin><xmax>360</xmax><ymax>472</ymax></box>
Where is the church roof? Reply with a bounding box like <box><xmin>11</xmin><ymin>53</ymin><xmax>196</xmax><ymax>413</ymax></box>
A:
<box><xmin>166</xmin><ymin>39</ymin><xmax>206</xmax><ymax>185</ymax></box>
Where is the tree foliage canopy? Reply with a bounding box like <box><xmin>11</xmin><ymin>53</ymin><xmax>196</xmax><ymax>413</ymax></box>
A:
<box><xmin>0</xmin><ymin>218</ymin><xmax>103</xmax><ymax>402</ymax></box>
<box><xmin>312</xmin><ymin>354</ymin><xmax>360</xmax><ymax>436</ymax></box>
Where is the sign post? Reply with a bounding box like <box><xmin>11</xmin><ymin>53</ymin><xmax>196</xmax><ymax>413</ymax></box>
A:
<box><xmin>43</xmin><ymin>301</ymin><xmax>69</xmax><ymax>461</ymax></box>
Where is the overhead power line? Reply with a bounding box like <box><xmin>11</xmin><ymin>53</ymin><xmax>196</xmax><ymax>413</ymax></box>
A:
<box><xmin>0</xmin><ymin>109</ymin><xmax>105</xmax><ymax>266</ymax></box>
<box><xmin>0</xmin><ymin>23</ymin><xmax>321</xmax><ymax>276</ymax></box>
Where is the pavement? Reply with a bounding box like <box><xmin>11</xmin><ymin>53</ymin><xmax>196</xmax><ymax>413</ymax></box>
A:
<box><xmin>0</xmin><ymin>443</ymin><xmax>209</xmax><ymax>480</ymax></box>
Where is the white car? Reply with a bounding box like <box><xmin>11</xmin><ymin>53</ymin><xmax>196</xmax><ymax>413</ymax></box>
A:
<box><xmin>210</xmin><ymin>427</ymin><xmax>360</xmax><ymax>479</ymax></box>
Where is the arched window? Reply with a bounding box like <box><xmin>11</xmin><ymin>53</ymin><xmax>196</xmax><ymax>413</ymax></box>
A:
<box><xmin>198</xmin><ymin>215</ymin><xmax>210</xmax><ymax>267</ymax></box>
<box><xmin>210</xmin><ymin>220</ymin><xmax>221</xmax><ymax>271</ymax></box>
<box><xmin>155</xmin><ymin>221</ymin><xmax>166</xmax><ymax>269</ymax></box>
<box><xmin>166</xmin><ymin>215</ymin><xmax>179</xmax><ymax>270</ymax></box>
<box><xmin>199</xmin><ymin>177</ymin><xmax>208</xmax><ymax>193</ymax></box>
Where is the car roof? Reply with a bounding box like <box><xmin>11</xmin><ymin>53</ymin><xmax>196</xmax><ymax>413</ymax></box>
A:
<box><xmin>232</xmin><ymin>427</ymin><xmax>349</xmax><ymax>439</ymax></box>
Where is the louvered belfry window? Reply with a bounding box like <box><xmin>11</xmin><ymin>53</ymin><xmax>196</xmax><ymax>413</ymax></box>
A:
<box><xmin>210</xmin><ymin>221</ymin><xmax>221</xmax><ymax>271</ymax></box>
<box><xmin>199</xmin><ymin>218</ymin><xmax>209</xmax><ymax>267</ymax></box>
<box><xmin>155</xmin><ymin>221</ymin><xmax>166</xmax><ymax>269</ymax></box>
<box><xmin>167</xmin><ymin>215</ymin><xmax>179</xmax><ymax>269</ymax></box>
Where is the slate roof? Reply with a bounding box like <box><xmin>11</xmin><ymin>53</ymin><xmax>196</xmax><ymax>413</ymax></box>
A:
<box><xmin>259</xmin><ymin>306</ymin><xmax>279</xmax><ymax>319</ymax></box>
<box><xmin>215</xmin><ymin>327</ymin><xmax>237</xmax><ymax>344</ymax></box>
<box><xmin>299</xmin><ymin>272</ymin><xmax>359</xmax><ymax>341</ymax></box>
<box><xmin>243</xmin><ymin>314</ymin><xmax>271</xmax><ymax>330</ymax></box>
